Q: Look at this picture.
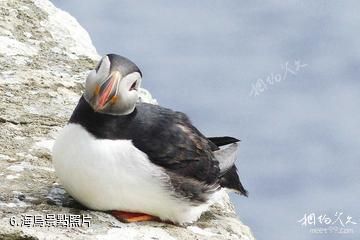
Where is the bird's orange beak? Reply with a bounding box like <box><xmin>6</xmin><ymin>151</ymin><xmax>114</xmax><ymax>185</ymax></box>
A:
<box><xmin>96</xmin><ymin>71</ymin><xmax>120</xmax><ymax>111</ymax></box>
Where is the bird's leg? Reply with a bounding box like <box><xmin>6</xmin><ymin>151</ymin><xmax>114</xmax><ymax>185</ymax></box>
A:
<box><xmin>111</xmin><ymin>211</ymin><xmax>159</xmax><ymax>223</ymax></box>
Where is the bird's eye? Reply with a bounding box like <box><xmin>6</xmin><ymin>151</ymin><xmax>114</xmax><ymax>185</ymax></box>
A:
<box><xmin>130</xmin><ymin>81</ymin><xmax>137</xmax><ymax>91</ymax></box>
<box><xmin>95</xmin><ymin>58</ymin><xmax>103</xmax><ymax>73</ymax></box>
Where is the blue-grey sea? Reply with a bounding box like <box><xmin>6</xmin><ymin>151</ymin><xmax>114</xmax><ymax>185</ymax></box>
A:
<box><xmin>51</xmin><ymin>1</ymin><xmax>360</xmax><ymax>239</ymax></box>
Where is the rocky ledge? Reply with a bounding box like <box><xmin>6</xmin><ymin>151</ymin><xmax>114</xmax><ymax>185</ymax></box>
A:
<box><xmin>0</xmin><ymin>0</ymin><xmax>254</xmax><ymax>239</ymax></box>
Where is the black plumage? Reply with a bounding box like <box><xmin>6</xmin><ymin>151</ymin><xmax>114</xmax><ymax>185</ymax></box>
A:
<box><xmin>98</xmin><ymin>54</ymin><xmax>142</xmax><ymax>77</ymax></box>
<box><xmin>69</xmin><ymin>96</ymin><xmax>247</xmax><ymax>201</ymax></box>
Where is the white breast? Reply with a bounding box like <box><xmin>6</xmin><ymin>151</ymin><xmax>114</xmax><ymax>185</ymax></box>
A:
<box><xmin>52</xmin><ymin>123</ymin><xmax>211</xmax><ymax>224</ymax></box>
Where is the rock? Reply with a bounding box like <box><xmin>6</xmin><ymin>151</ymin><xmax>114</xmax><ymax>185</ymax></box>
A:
<box><xmin>0</xmin><ymin>0</ymin><xmax>255</xmax><ymax>239</ymax></box>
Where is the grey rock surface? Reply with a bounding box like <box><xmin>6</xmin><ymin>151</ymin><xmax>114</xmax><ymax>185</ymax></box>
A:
<box><xmin>0</xmin><ymin>0</ymin><xmax>255</xmax><ymax>239</ymax></box>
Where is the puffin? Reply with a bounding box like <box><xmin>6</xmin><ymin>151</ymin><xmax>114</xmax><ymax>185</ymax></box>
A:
<box><xmin>52</xmin><ymin>54</ymin><xmax>247</xmax><ymax>224</ymax></box>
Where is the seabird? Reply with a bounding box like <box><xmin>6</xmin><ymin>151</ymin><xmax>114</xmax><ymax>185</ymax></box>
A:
<box><xmin>52</xmin><ymin>54</ymin><xmax>247</xmax><ymax>224</ymax></box>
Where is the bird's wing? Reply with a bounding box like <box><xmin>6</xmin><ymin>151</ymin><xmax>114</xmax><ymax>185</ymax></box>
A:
<box><xmin>130</xmin><ymin>104</ymin><xmax>221</xmax><ymax>186</ymax></box>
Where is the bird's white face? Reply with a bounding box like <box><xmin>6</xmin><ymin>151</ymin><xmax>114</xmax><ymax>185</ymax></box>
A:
<box><xmin>84</xmin><ymin>55</ymin><xmax>142</xmax><ymax>115</ymax></box>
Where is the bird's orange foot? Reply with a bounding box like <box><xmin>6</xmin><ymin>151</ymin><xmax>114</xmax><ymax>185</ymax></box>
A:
<box><xmin>111</xmin><ymin>211</ymin><xmax>159</xmax><ymax>223</ymax></box>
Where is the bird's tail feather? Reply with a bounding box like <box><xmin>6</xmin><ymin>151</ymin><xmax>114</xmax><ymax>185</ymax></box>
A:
<box><xmin>219</xmin><ymin>165</ymin><xmax>248</xmax><ymax>196</ymax></box>
<box><xmin>213</xmin><ymin>142</ymin><xmax>239</xmax><ymax>174</ymax></box>
<box><xmin>207</xmin><ymin>136</ymin><xmax>240</xmax><ymax>146</ymax></box>
<box><xmin>209</xmin><ymin>136</ymin><xmax>248</xmax><ymax>196</ymax></box>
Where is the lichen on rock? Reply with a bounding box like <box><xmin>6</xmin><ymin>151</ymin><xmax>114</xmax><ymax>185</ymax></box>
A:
<box><xmin>0</xmin><ymin>0</ymin><xmax>255</xmax><ymax>239</ymax></box>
